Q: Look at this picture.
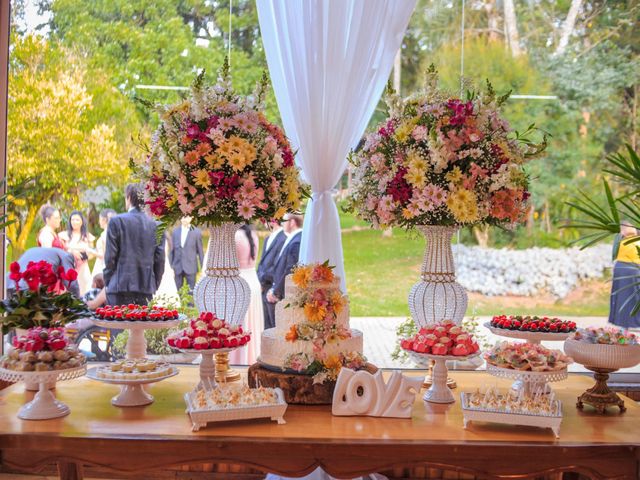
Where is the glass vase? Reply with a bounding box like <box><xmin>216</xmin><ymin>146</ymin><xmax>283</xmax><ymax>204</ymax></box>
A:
<box><xmin>193</xmin><ymin>223</ymin><xmax>251</xmax><ymax>325</ymax></box>
<box><xmin>408</xmin><ymin>225</ymin><xmax>468</xmax><ymax>327</ymax></box>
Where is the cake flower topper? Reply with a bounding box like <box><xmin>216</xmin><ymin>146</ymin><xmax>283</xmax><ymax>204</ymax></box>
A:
<box><xmin>132</xmin><ymin>58</ymin><xmax>307</xmax><ymax>232</ymax></box>
<box><xmin>345</xmin><ymin>64</ymin><xmax>547</xmax><ymax>230</ymax></box>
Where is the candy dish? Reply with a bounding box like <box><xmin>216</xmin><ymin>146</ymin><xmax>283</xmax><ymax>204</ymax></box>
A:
<box><xmin>87</xmin><ymin>365</ymin><xmax>178</xmax><ymax>407</ymax></box>
<box><xmin>461</xmin><ymin>391</ymin><xmax>562</xmax><ymax>438</ymax></box>
<box><xmin>0</xmin><ymin>365</ymin><xmax>85</xmax><ymax>420</ymax></box>
<box><xmin>184</xmin><ymin>383</ymin><xmax>287</xmax><ymax>431</ymax></box>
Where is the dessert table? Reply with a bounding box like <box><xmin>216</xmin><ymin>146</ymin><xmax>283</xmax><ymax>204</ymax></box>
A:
<box><xmin>0</xmin><ymin>366</ymin><xmax>638</xmax><ymax>480</ymax></box>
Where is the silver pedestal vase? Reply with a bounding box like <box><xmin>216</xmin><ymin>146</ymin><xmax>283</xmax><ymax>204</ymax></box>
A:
<box><xmin>193</xmin><ymin>222</ymin><xmax>250</xmax><ymax>381</ymax></box>
<box><xmin>408</xmin><ymin>225</ymin><xmax>468</xmax><ymax>327</ymax></box>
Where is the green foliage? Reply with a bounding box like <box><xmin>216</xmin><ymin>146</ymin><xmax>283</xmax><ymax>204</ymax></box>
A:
<box><xmin>0</xmin><ymin>286</ymin><xmax>90</xmax><ymax>335</ymax></box>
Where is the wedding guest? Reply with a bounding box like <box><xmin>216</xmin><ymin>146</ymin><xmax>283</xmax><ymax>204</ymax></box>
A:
<box><xmin>258</xmin><ymin>220</ymin><xmax>287</xmax><ymax>329</ymax></box>
<box><xmin>266</xmin><ymin>214</ymin><xmax>303</xmax><ymax>327</ymax></box>
<box><xmin>103</xmin><ymin>183</ymin><xmax>165</xmax><ymax>306</ymax></box>
<box><xmin>6</xmin><ymin>247</ymin><xmax>79</xmax><ymax>297</ymax></box>
<box><xmin>609</xmin><ymin>222</ymin><xmax>640</xmax><ymax>328</ymax></box>
<box><xmin>91</xmin><ymin>208</ymin><xmax>116</xmax><ymax>277</ymax></box>
<box><xmin>169</xmin><ymin>216</ymin><xmax>203</xmax><ymax>292</ymax></box>
<box><xmin>229</xmin><ymin>224</ymin><xmax>264</xmax><ymax>365</ymax></box>
<box><xmin>59</xmin><ymin>210</ymin><xmax>95</xmax><ymax>296</ymax></box>
<box><xmin>37</xmin><ymin>205</ymin><xmax>65</xmax><ymax>250</ymax></box>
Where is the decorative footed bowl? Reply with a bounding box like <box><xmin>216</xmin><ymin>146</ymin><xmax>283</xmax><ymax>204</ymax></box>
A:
<box><xmin>563</xmin><ymin>339</ymin><xmax>640</xmax><ymax>370</ymax></box>
<box><xmin>564</xmin><ymin>338</ymin><xmax>640</xmax><ymax>414</ymax></box>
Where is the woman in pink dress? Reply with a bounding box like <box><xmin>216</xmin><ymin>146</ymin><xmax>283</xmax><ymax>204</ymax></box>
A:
<box><xmin>37</xmin><ymin>205</ymin><xmax>65</xmax><ymax>250</ymax></box>
<box><xmin>229</xmin><ymin>224</ymin><xmax>264</xmax><ymax>365</ymax></box>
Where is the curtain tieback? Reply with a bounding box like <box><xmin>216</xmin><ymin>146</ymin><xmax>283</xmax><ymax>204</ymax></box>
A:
<box><xmin>311</xmin><ymin>189</ymin><xmax>337</xmax><ymax>202</ymax></box>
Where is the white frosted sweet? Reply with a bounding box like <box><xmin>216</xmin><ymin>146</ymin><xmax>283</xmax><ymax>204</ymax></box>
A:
<box><xmin>259</xmin><ymin>273</ymin><xmax>364</xmax><ymax>370</ymax></box>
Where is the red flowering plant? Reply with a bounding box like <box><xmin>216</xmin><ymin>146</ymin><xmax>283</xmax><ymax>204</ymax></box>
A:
<box><xmin>0</xmin><ymin>261</ymin><xmax>89</xmax><ymax>334</ymax></box>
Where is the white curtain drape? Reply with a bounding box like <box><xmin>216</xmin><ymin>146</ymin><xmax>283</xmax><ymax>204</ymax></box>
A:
<box><xmin>257</xmin><ymin>0</ymin><xmax>416</xmax><ymax>292</ymax></box>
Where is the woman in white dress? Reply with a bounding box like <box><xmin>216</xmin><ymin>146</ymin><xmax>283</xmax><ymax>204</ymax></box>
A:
<box><xmin>228</xmin><ymin>224</ymin><xmax>264</xmax><ymax>365</ymax></box>
<box><xmin>91</xmin><ymin>208</ymin><xmax>116</xmax><ymax>277</ymax></box>
<box><xmin>59</xmin><ymin>210</ymin><xmax>95</xmax><ymax>296</ymax></box>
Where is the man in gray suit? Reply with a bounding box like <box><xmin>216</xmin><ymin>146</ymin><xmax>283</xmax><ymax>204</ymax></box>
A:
<box><xmin>6</xmin><ymin>247</ymin><xmax>79</xmax><ymax>297</ymax></box>
<box><xmin>169</xmin><ymin>216</ymin><xmax>204</xmax><ymax>292</ymax></box>
<box><xmin>103</xmin><ymin>183</ymin><xmax>165</xmax><ymax>306</ymax></box>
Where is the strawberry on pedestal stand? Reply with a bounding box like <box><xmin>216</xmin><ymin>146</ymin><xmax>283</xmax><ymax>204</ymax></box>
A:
<box><xmin>168</xmin><ymin>313</ymin><xmax>251</xmax><ymax>389</ymax></box>
<box><xmin>89</xmin><ymin>305</ymin><xmax>181</xmax><ymax>406</ymax></box>
<box><xmin>401</xmin><ymin>322</ymin><xmax>481</xmax><ymax>404</ymax></box>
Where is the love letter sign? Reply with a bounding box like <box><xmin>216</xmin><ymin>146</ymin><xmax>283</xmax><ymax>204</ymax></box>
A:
<box><xmin>331</xmin><ymin>369</ymin><xmax>423</xmax><ymax>418</ymax></box>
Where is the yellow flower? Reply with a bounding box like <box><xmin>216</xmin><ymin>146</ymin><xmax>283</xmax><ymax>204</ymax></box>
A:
<box><xmin>304</xmin><ymin>302</ymin><xmax>327</xmax><ymax>323</ymax></box>
<box><xmin>402</xmin><ymin>208</ymin><xmax>416</xmax><ymax>220</ymax></box>
<box><xmin>292</xmin><ymin>266</ymin><xmax>312</xmax><ymax>288</ymax></box>
<box><xmin>324</xmin><ymin>355</ymin><xmax>342</xmax><ymax>371</ymax></box>
<box><xmin>205</xmin><ymin>152</ymin><xmax>224</xmax><ymax>169</ymax></box>
<box><xmin>240</xmin><ymin>142</ymin><xmax>257</xmax><ymax>164</ymax></box>
<box><xmin>228</xmin><ymin>151</ymin><xmax>248</xmax><ymax>172</ymax></box>
<box><xmin>217</xmin><ymin>140</ymin><xmax>234</xmax><ymax>159</ymax></box>
<box><xmin>285</xmin><ymin>325</ymin><xmax>298</xmax><ymax>342</ymax></box>
<box><xmin>330</xmin><ymin>291</ymin><xmax>346</xmax><ymax>315</ymax></box>
<box><xmin>445</xmin><ymin>166</ymin><xmax>463</xmax><ymax>184</ymax></box>
<box><xmin>447</xmin><ymin>189</ymin><xmax>480</xmax><ymax>223</ymax></box>
<box><xmin>192</xmin><ymin>169</ymin><xmax>210</xmax><ymax>188</ymax></box>
<box><xmin>274</xmin><ymin>206</ymin><xmax>287</xmax><ymax>220</ymax></box>
<box><xmin>166</xmin><ymin>185</ymin><xmax>178</xmax><ymax>207</ymax></box>
<box><xmin>404</xmin><ymin>169</ymin><xmax>426</xmax><ymax>188</ymax></box>
<box><xmin>395</xmin><ymin>118</ymin><xmax>418</xmax><ymax>143</ymax></box>
<box><xmin>326</xmin><ymin>333</ymin><xmax>340</xmax><ymax>344</ymax></box>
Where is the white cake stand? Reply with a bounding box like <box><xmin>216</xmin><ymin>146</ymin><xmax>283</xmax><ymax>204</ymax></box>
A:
<box><xmin>486</xmin><ymin>363</ymin><xmax>568</xmax><ymax>397</ymax></box>
<box><xmin>90</xmin><ymin>317</ymin><xmax>182</xmax><ymax>406</ymax></box>
<box><xmin>176</xmin><ymin>347</ymin><xmax>241</xmax><ymax>389</ymax></box>
<box><xmin>0</xmin><ymin>365</ymin><xmax>86</xmax><ymax>420</ymax></box>
<box><xmin>86</xmin><ymin>366</ymin><xmax>179</xmax><ymax>406</ymax></box>
<box><xmin>91</xmin><ymin>318</ymin><xmax>182</xmax><ymax>358</ymax></box>
<box><xmin>407</xmin><ymin>350</ymin><xmax>481</xmax><ymax>404</ymax></box>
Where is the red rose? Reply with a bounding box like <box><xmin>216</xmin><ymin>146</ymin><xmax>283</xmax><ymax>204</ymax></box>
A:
<box><xmin>65</xmin><ymin>269</ymin><xmax>78</xmax><ymax>282</ymax></box>
<box><xmin>22</xmin><ymin>269</ymin><xmax>40</xmax><ymax>291</ymax></box>
<box><xmin>9</xmin><ymin>262</ymin><xmax>20</xmax><ymax>274</ymax></box>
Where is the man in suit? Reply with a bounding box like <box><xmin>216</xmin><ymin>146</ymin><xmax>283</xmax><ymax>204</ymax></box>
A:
<box><xmin>169</xmin><ymin>216</ymin><xmax>204</xmax><ymax>292</ymax></box>
<box><xmin>6</xmin><ymin>247</ymin><xmax>80</xmax><ymax>298</ymax></box>
<box><xmin>103</xmin><ymin>183</ymin><xmax>165</xmax><ymax>306</ymax></box>
<box><xmin>266</xmin><ymin>214</ymin><xmax>303</xmax><ymax>328</ymax></box>
<box><xmin>257</xmin><ymin>221</ymin><xmax>287</xmax><ymax>329</ymax></box>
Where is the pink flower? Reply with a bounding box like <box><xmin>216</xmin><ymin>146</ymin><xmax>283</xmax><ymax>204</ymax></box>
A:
<box><xmin>412</xmin><ymin>125</ymin><xmax>428</xmax><ymax>142</ymax></box>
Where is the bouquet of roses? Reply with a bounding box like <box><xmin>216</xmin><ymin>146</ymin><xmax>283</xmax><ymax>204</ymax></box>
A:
<box><xmin>133</xmin><ymin>59</ymin><xmax>306</xmax><ymax>229</ymax></box>
<box><xmin>0</xmin><ymin>261</ymin><xmax>89</xmax><ymax>334</ymax></box>
<box><xmin>346</xmin><ymin>66</ymin><xmax>547</xmax><ymax>229</ymax></box>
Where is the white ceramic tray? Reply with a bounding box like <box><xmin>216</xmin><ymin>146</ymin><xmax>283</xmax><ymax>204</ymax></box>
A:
<box><xmin>184</xmin><ymin>387</ymin><xmax>287</xmax><ymax>432</ymax></box>
<box><xmin>484</xmin><ymin>322</ymin><xmax>573</xmax><ymax>344</ymax></box>
<box><xmin>86</xmin><ymin>366</ymin><xmax>179</xmax><ymax>407</ymax></box>
<box><xmin>564</xmin><ymin>338</ymin><xmax>640</xmax><ymax>370</ymax></box>
<box><xmin>0</xmin><ymin>365</ymin><xmax>86</xmax><ymax>420</ymax></box>
<box><xmin>461</xmin><ymin>392</ymin><xmax>562</xmax><ymax>438</ymax></box>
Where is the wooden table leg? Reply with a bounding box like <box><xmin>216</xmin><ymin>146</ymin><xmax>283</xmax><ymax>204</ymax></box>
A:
<box><xmin>58</xmin><ymin>461</ymin><xmax>83</xmax><ymax>480</ymax></box>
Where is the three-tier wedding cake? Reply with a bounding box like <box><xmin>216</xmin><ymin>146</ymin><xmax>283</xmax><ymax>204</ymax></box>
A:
<box><xmin>258</xmin><ymin>262</ymin><xmax>365</xmax><ymax>386</ymax></box>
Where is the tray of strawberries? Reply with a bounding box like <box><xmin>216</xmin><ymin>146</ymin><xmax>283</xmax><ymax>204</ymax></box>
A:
<box><xmin>167</xmin><ymin>312</ymin><xmax>250</xmax><ymax>351</ymax></box>
<box><xmin>92</xmin><ymin>305</ymin><xmax>182</xmax><ymax>330</ymax></box>
<box><xmin>485</xmin><ymin>315</ymin><xmax>576</xmax><ymax>342</ymax></box>
<box><xmin>400</xmin><ymin>320</ymin><xmax>481</xmax><ymax>360</ymax></box>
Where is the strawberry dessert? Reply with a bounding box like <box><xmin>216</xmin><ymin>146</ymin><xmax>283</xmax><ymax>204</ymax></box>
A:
<box><xmin>400</xmin><ymin>320</ymin><xmax>480</xmax><ymax>357</ymax></box>
<box><xmin>490</xmin><ymin>315</ymin><xmax>576</xmax><ymax>333</ymax></box>
<box><xmin>167</xmin><ymin>312</ymin><xmax>250</xmax><ymax>350</ymax></box>
<box><xmin>95</xmin><ymin>304</ymin><xmax>179</xmax><ymax>321</ymax></box>
<box><xmin>2</xmin><ymin>327</ymin><xmax>86</xmax><ymax>371</ymax></box>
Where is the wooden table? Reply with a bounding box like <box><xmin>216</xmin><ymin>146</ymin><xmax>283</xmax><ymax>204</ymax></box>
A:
<box><xmin>0</xmin><ymin>367</ymin><xmax>638</xmax><ymax>480</ymax></box>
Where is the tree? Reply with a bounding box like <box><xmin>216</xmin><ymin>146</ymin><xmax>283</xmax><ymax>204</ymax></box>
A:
<box><xmin>7</xmin><ymin>35</ymin><xmax>127</xmax><ymax>256</ymax></box>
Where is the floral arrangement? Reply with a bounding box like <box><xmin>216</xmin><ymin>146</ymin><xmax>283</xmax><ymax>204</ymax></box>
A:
<box><xmin>346</xmin><ymin>66</ymin><xmax>547</xmax><ymax>229</ymax></box>
<box><xmin>133</xmin><ymin>59</ymin><xmax>306</xmax><ymax>229</ymax></box>
<box><xmin>282</xmin><ymin>262</ymin><xmax>366</xmax><ymax>384</ymax></box>
<box><xmin>571</xmin><ymin>327</ymin><xmax>638</xmax><ymax>345</ymax></box>
<box><xmin>0</xmin><ymin>261</ymin><xmax>89</xmax><ymax>334</ymax></box>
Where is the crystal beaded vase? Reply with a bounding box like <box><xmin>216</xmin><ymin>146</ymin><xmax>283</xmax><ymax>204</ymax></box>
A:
<box><xmin>408</xmin><ymin>225</ymin><xmax>468</xmax><ymax>327</ymax></box>
<box><xmin>194</xmin><ymin>223</ymin><xmax>250</xmax><ymax>325</ymax></box>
